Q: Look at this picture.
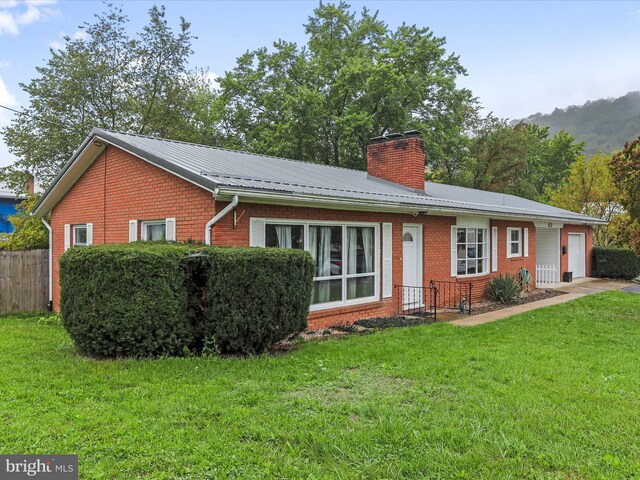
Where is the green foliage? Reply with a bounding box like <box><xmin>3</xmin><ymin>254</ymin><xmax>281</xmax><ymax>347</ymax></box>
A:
<box><xmin>592</xmin><ymin>246</ymin><xmax>640</xmax><ymax>280</ymax></box>
<box><xmin>60</xmin><ymin>243</ymin><xmax>197</xmax><ymax>358</ymax></box>
<box><xmin>460</xmin><ymin>118</ymin><xmax>583</xmax><ymax>200</ymax></box>
<box><xmin>36</xmin><ymin>313</ymin><xmax>61</xmax><ymax>326</ymax></box>
<box><xmin>547</xmin><ymin>152</ymin><xmax>621</xmax><ymax>247</ymax></box>
<box><xmin>202</xmin><ymin>247</ymin><xmax>315</xmax><ymax>355</ymax></box>
<box><xmin>3</xmin><ymin>292</ymin><xmax>640</xmax><ymax>478</ymax></box>
<box><xmin>219</xmin><ymin>1</ymin><xmax>477</xmax><ymax>171</ymax></box>
<box><xmin>610</xmin><ymin>136</ymin><xmax>640</xmax><ymax>222</ymax></box>
<box><xmin>0</xmin><ymin>195</ymin><xmax>49</xmax><ymax>251</ymax></box>
<box><xmin>520</xmin><ymin>91</ymin><xmax>640</xmax><ymax>156</ymax></box>
<box><xmin>1</xmin><ymin>4</ymin><xmax>219</xmax><ymax>190</ymax></box>
<box><xmin>59</xmin><ymin>243</ymin><xmax>314</xmax><ymax>358</ymax></box>
<box><xmin>486</xmin><ymin>274</ymin><xmax>521</xmax><ymax>304</ymax></box>
<box><xmin>608</xmin><ymin>214</ymin><xmax>640</xmax><ymax>256</ymax></box>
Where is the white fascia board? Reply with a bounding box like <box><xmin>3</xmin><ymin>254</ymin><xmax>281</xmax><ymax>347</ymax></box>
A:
<box><xmin>215</xmin><ymin>188</ymin><xmax>609</xmax><ymax>226</ymax></box>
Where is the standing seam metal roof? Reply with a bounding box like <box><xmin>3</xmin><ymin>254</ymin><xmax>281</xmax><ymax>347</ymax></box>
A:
<box><xmin>35</xmin><ymin>128</ymin><xmax>605</xmax><ymax>224</ymax></box>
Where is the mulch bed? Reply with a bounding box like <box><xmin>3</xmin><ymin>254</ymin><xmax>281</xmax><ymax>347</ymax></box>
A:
<box><xmin>468</xmin><ymin>288</ymin><xmax>567</xmax><ymax>316</ymax></box>
<box><xmin>275</xmin><ymin>288</ymin><xmax>570</xmax><ymax>350</ymax></box>
<box><xmin>353</xmin><ymin>316</ymin><xmax>435</xmax><ymax>329</ymax></box>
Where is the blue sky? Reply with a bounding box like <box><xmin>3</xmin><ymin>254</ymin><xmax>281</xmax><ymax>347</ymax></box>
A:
<box><xmin>0</xmin><ymin>0</ymin><xmax>639</xmax><ymax>167</ymax></box>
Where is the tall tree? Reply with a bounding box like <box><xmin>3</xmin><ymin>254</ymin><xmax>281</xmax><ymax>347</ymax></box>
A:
<box><xmin>610</xmin><ymin>136</ymin><xmax>640</xmax><ymax>221</ymax></box>
<box><xmin>547</xmin><ymin>152</ymin><xmax>621</xmax><ymax>246</ymax></box>
<box><xmin>460</xmin><ymin>119</ymin><xmax>583</xmax><ymax>200</ymax></box>
<box><xmin>2</xmin><ymin>4</ymin><xmax>217</xmax><ymax>191</ymax></box>
<box><xmin>219</xmin><ymin>1</ymin><xmax>478</xmax><ymax>171</ymax></box>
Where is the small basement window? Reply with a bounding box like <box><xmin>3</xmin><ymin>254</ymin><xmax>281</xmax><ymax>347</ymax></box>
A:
<box><xmin>73</xmin><ymin>224</ymin><xmax>88</xmax><ymax>247</ymax></box>
<box><xmin>142</xmin><ymin>220</ymin><xmax>167</xmax><ymax>241</ymax></box>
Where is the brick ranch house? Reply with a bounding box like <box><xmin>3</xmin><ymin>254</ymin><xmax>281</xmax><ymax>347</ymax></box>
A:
<box><xmin>33</xmin><ymin>129</ymin><xmax>604</xmax><ymax>329</ymax></box>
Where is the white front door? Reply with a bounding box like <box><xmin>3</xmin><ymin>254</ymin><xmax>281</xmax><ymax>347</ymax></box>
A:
<box><xmin>568</xmin><ymin>233</ymin><xmax>586</xmax><ymax>278</ymax></box>
<box><xmin>402</xmin><ymin>225</ymin><xmax>422</xmax><ymax>309</ymax></box>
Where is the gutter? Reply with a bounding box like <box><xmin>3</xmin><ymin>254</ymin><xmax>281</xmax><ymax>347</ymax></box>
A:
<box><xmin>205</xmin><ymin>195</ymin><xmax>239</xmax><ymax>245</ymax></box>
<box><xmin>41</xmin><ymin>217</ymin><xmax>53</xmax><ymax>310</ymax></box>
<box><xmin>215</xmin><ymin>187</ymin><xmax>608</xmax><ymax>226</ymax></box>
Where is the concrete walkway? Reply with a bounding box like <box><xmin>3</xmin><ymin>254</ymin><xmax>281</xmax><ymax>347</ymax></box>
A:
<box><xmin>451</xmin><ymin>277</ymin><xmax>629</xmax><ymax>327</ymax></box>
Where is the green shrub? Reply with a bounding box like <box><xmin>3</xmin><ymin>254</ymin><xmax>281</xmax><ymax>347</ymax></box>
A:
<box><xmin>486</xmin><ymin>274</ymin><xmax>521</xmax><ymax>304</ymax></box>
<box><xmin>592</xmin><ymin>246</ymin><xmax>640</xmax><ymax>280</ymax></box>
<box><xmin>60</xmin><ymin>243</ymin><xmax>198</xmax><ymax>358</ymax></box>
<box><xmin>59</xmin><ymin>243</ymin><xmax>314</xmax><ymax>358</ymax></box>
<box><xmin>202</xmin><ymin>247</ymin><xmax>315</xmax><ymax>355</ymax></box>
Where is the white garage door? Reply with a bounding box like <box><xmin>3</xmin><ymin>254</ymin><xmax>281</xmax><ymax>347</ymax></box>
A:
<box><xmin>568</xmin><ymin>233</ymin><xmax>586</xmax><ymax>278</ymax></box>
<box><xmin>536</xmin><ymin>228</ymin><xmax>560</xmax><ymax>284</ymax></box>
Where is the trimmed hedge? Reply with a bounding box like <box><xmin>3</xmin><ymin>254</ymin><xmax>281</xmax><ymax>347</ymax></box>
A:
<box><xmin>60</xmin><ymin>243</ymin><xmax>197</xmax><ymax>358</ymax></box>
<box><xmin>59</xmin><ymin>244</ymin><xmax>314</xmax><ymax>358</ymax></box>
<box><xmin>202</xmin><ymin>248</ymin><xmax>315</xmax><ymax>355</ymax></box>
<box><xmin>592</xmin><ymin>246</ymin><xmax>640</xmax><ymax>280</ymax></box>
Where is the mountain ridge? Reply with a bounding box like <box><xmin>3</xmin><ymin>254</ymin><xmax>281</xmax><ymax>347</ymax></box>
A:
<box><xmin>514</xmin><ymin>91</ymin><xmax>640</xmax><ymax>155</ymax></box>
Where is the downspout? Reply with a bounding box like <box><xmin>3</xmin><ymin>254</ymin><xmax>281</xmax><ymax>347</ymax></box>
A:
<box><xmin>205</xmin><ymin>195</ymin><xmax>238</xmax><ymax>245</ymax></box>
<box><xmin>41</xmin><ymin>217</ymin><xmax>53</xmax><ymax>311</ymax></box>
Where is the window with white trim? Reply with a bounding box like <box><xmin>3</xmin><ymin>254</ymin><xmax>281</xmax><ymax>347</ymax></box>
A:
<box><xmin>73</xmin><ymin>224</ymin><xmax>88</xmax><ymax>247</ymax></box>
<box><xmin>456</xmin><ymin>227</ymin><xmax>489</xmax><ymax>275</ymax></box>
<box><xmin>507</xmin><ymin>228</ymin><xmax>522</xmax><ymax>257</ymax></box>
<box><xmin>265</xmin><ymin>224</ymin><xmax>304</xmax><ymax>249</ymax></box>
<box><xmin>260</xmin><ymin>221</ymin><xmax>378</xmax><ymax>307</ymax></box>
<box><xmin>142</xmin><ymin>220</ymin><xmax>167</xmax><ymax>241</ymax></box>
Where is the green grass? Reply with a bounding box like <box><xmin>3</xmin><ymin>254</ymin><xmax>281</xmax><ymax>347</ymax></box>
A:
<box><xmin>2</xmin><ymin>291</ymin><xmax>640</xmax><ymax>479</ymax></box>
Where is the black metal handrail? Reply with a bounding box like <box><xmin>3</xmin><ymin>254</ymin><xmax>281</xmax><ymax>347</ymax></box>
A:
<box><xmin>395</xmin><ymin>283</ymin><xmax>439</xmax><ymax>320</ymax></box>
<box><xmin>429</xmin><ymin>280</ymin><xmax>473</xmax><ymax>315</ymax></box>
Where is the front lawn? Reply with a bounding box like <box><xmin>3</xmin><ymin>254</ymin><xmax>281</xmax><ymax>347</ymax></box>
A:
<box><xmin>2</xmin><ymin>291</ymin><xmax>640</xmax><ymax>478</ymax></box>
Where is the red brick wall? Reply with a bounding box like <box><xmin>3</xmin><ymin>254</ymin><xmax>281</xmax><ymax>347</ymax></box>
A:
<box><xmin>49</xmin><ymin>144</ymin><xmax>593</xmax><ymax>330</ymax></box>
<box><xmin>366</xmin><ymin>136</ymin><xmax>425</xmax><ymax>190</ymax></box>
<box><xmin>560</xmin><ymin>224</ymin><xmax>593</xmax><ymax>278</ymax></box>
<box><xmin>50</xmin><ymin>146</ymin><xmax>215</xmax><ymax>308</ymax></box>
<box><xmin>212</xmin><ymin>202</ymin><xmax>541</xmax><ymax>327</ymax></box>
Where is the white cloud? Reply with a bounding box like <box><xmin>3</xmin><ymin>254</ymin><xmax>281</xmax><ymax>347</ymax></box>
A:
<box><xmin>0</xmin><ymin>0</ymin><xmax>59</xmax><ymax>36</ymax></box>
<box><xmin>0</xmin><ymin>75</ymin><xmax>17</xmax><ymax>111</ymax></box>
<box><xmin>71</xmin><ymin>29</ymin><xmax>87</xmax><ymax>41</ymax></box>
<box><xmin>206</xmin><ymin>71</ymin><xmax>221</xmax><ymax>90</ymax></box>
<box><xmin>0</xmin><ymin>75</ymin><xmax>18</xmax><ymax>167</ymax></box>
<box><xmin>0</xmin><ymin>11</ymin><xmax>18</xmax><ymax>34</ymax></box>
<box><xmin>49</xmin><ymin>29</ymin><xmax>87</xmax><ymax>50</ymax></box>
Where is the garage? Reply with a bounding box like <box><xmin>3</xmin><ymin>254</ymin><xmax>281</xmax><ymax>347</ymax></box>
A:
<box><xmin>536</xmin><ymin>227</ymin><xmax>560</xmax><ymax>285</ymax></box>
<box><xmin>568</xmin><ymin>233</ymin><xmax>586</xmax><ymax>278</ymax></box>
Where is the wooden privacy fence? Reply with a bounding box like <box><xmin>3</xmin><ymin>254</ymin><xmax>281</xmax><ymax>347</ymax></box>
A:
<box><xmin>0</xmin><ymin>249</ymin><xmax>49</xmax><ymax>314</ymax></box>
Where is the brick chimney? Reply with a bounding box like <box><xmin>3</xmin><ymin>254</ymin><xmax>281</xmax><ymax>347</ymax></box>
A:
<box><xmin>367</xmin><ymin>131</ymin><xmax>426</xmax><ymax>191</ymax></box>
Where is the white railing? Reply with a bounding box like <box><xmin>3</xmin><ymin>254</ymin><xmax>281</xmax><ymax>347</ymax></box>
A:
<box><xmin>536</xmin><ymin>265</ymin><xmax>558</xmax><ymax>287</ymax></box>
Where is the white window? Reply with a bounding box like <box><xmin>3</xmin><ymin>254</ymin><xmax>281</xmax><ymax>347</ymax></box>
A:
<box><xmin>73</xmin><ymin>225</ymin><xmax>88</xmax><ymax>247</ymax></box>
<box><xmin>141</xmin><ymin>220</ymin><xmax>167</xmax><ymax>241</ymax></box>
<box><xmin>456</xmin><ymin>227</ymin><xmax>489</xmax><ymax>276</ymax></box>
<box><xmin>255</xmin><ymin>220</ymin><xmax>379</xmax><ymax>309</ymax></box>
<box><xmin>507</xmin><ymin>228</ymin><xmax>522</xmax><ymax>258</ymax></box>
<box><xmin>265</xmin><ymin>224</ymin><xmax>304</xmax><ymax>249</ymax></box>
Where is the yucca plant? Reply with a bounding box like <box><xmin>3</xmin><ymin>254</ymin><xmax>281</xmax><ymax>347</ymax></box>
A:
<box><xmin>486</xmin><ymin>274</ymin><xmax>521</xmax><ymax>304</ymax></box>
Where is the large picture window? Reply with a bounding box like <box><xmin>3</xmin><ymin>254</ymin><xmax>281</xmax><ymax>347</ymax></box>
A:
<box><xmin>456</xmin><ymin>227</ymin><xmax>489</xmax><ymax>276</ymax></box>
<box><xmin>260</xmin><ymin>221</ymin><xmax>378</xmax><ymax>308</ymax></box>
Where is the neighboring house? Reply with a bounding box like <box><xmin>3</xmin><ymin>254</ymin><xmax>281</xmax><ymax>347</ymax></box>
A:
<box><xmin>32</xmin><ymin>129</ymin><xmax>605</xmax><ymax>329</ymax></box>
<box><xmin>0</xmin><ymin>182</ymin><xmax>26</xmax><ymax>235</ymax></box>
